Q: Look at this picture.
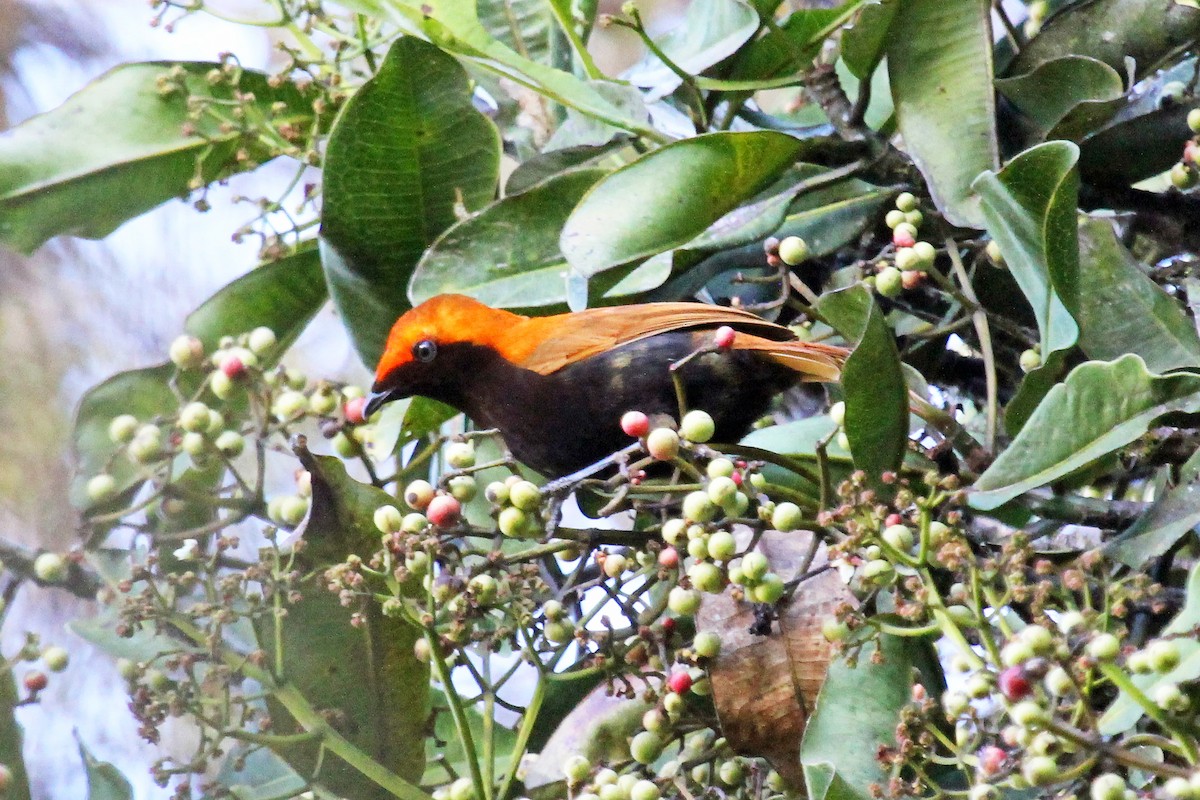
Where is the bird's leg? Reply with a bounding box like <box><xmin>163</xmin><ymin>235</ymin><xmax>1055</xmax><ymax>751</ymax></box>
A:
<box><xmin>541</xmin><ymin>443</ymin><xmax>641</xmax><ymax>496</ymax></box>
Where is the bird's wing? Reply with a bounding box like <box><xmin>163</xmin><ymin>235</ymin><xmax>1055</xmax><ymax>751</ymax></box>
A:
<box><xmin>516</xmin><ymin>303</ymin><xmax>847</xmax><ymax>379</ymax></box>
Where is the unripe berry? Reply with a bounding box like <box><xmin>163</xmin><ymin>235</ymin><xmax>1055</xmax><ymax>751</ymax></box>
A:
<box><xmin>278</xmin><ymin>495</ymin><xmax>308</xmax><ymax>526</ymax></box>
<box><xmin>1090</xmin><ymin>773</ymin><xmax>1126</xmax><ymax>800</ymax></box>
<box><xmin>1171</xmin><ymin>162</ymin><xmax>1198</xmax><ymax>189</ymax></box>
<box><xmin>1189</xmin><ymin>108</ymin><xmax>1200</xmax><ymax>133</ymax></box>
<box><xmin>1147</xmin><ymin>639</ymin><xmax>1182</xmax><ymax>673</ymax></box>
<box><xmin>777</xmin><ymin>236</ymin><xmax>810</xmax><ymax>265</ymax></box>
<box><xmin>1019</xmin><ymin>349</ymin><xmax>1042</xmax><ymax>373</ymax></box>
<box><xmin>970</xmin><ymin>785</ymin><xmax>999</xmax><ymax>800</ymax></box>
<box><xmin>892</xmin><ymin>224</ymin><xmax>917</xmax><ymax>248</ymax></box>
<box><xmin>942</xmin><ymin>690</ymin><xmax>969</xmax><ymax>717</ymax></box>
<box><xmin>895</xmin><ymin>192</ymin><xmax>918</xmax><ymax>212</ymax></box>
<box><xmin>427</xmin><ymin>495</ymin><xmax>462</xmax><ymax>528</ymax></box>
<box><xmin>1086</xmin><ymin>632</ymin><xmax>1120</xmax><ymax>661</ymax></box>
<box><xmin>689</xmin><ymin>561</ymin><xmax>723</xmax><ymax>594</ymax></box>
<box><xmin>545</xmin><ymin>620</ymin><xmax>574</xmax><ymax>643</ymax></box>
<box><xmin>448</xmin><ymin>475</ymin><xmax>478</xmax><ymax>502</ymax></box>
<box><xmin>108</xmin><ymin>414</ymin><xmax>139</xmax><ymax>444</ymax></box>
<box><xmin>680</xmin><ymin>410</ymin><xmax>715</xmax><ymax>443</ymax></box>
<box><xmin>128</xmin><ymin>425</ymin><xmax>163</xmax><ymax>463</ymax></box>
<box><xmin>215</xmin><ymin>430</ymin><xmax>245</xmax><ymax>457</ymax></box>
<box><xmin>646</xmin><ymin>427</ymin><xmax>680</xmax><ymax>460</ymax></box>
<box><xmin>884</xmin><ymin>209</ymin><xmax>906</xmax><ymax>229</ymax></box>
<box><xmin>1165</xmin><ymin>777</ymin><xmax>1195</xmax><ymax>800</ymax></box>
<box><xmin>686</xmin><ymin>536</ymin><xmax>709</xmax><ymax>560</ymax></box>
<box><xmin>682</xmin><ymin>491</ymin><xmax>717</xmax><ymax>523</ymax></box>
<box><xmin>449</xmin><ymin>777</ymin><xmax>476</xmax><ymax>800</ymax></box>
<box><xmin>966</xmin><ymin>672</ymin><xmax>994</xmax><ymax>699</ymax></box>
<box><xmin>876</xmin><ymin>266</ymin><xmax>903</xmax><ymax>298</ymax></box>
<box><xmin>509</xmin><ymin>480</ymin><xmax>541</xmax><ymax>511</ymax></box>
<box><xmin>41</xmin><ymin>646</ymin><xmax>69</xmax><ymax>673</ymax></box>
<box><xmin>706</xmin><ymin>530</ymin><xmax>736</xmax><ymax>562</ymax></box>
<box><xmin>86</xmin><ymin>474</ymin><xmax>117</xmax><ymax>503</ymax></box>
<box><xmin>912</xmin><ymin>240</ymin><xmax>936</xmax><ymax>266</ymax></box>
<box><xmin>752</xmin><ymin>572</ymin><xmax>784</xmax><ymax>603</ymax></box>
<box><xmin>882</xmin><ymin>524</ymin><xmax>914</xmax><ymax>552</ymax></box>
<box><xmin>630</xmin><ymin>731</ymin><xmax>664</xmax><ymax>764</ymax></box>
<box><xmin>404</xmin><ymin>480</ymin><xmax>435</xmax><ymax>511</ymax></box>
<box><xmin>718</xmin><ymin>760</ymin><xmax>744</xmax><ymax>786</ymax></box>
<box><xmin>1009</xmin><ymin>700</ymin><xmax>1048</xmax><ymax>728</ymax></box>
<box><xmin>374</xmin><ymin>505</ymin><xmax>404</xmax><ymax>534</ymax></box>
<box><xmin>484</xmin><ymin>481</ymin><xmax>509</xmax><ymax>505</ymax></box>
<box><xmin>542</xmin><ymin>600</ymin><xmax>564</xmax><ymax>621</ymax></box>
<box><xmin>210</xmin><ymin>370</ymin><xmax>236</xmax><ymax>400</ymax></box>
<box><xmin>861</xmin><ymin>559</ymin><xmax>894</xmax><ymax>584</ymax></box>
<box><xmin>603</xmin><ymin>553</ymin><xmax>628</xmax><ymax>578</ymax></box>
<box><xmin>621</xmin><ymin>410</ymin><xmax>650</xmax><ymax>437</ymax></box>
<box><xmin>631</xmin><ymin>779</ymin><xmax>660</xmax><ymax>800</ymax></box>
<box><xmin>469</xmin><ymin>574</ymin><xmax>498</xmax><ymax>605</ymax></box>
<box><xmin>1020</xmin><ymin>624</ymin><xmax>1054</xmax><ymax>655</ymax></box>
<box><xmin>707</xmin><ymin>476</ymin><xmax>738</xmax><ymax>506</ymax></box>
<box><xmin>740</xmin><ymin>551</ymin><xmax>769</xmax><ymax>581</ymax></box>
<box><xmin>895</xmin><ymin>247</ymin><xmax>920</xmax><ymax>272</ymax></box>
<box><xmin>771</xmin><ymin>501</ymin><xmax>803</xmax><ymax>532</ymax></box>
<box><xmin>445</xmin><ymin>441</ymin><xmax>476</xmax><ymax>469</ymax></box>
<box><xmin>1154</xmin><ymin>681</ymin><xmax>1189</xmax><ymax>712</ymax></box>
<box><xmin>905</xmin><ymin>209</ymin><xmax>923</xmax><ymax>227</ymax></box>
<box><xmin>1021</xmin><ymin>755</ymin><xmax>1057</xmax><ymax>787</ymax></box>
<box><xmin>247</xmin><ymin>326</ymin><xmax>277</xmax><ymax>356</ymax></box>
<box><xmin>169</xmin><ymin>334</ymin><xmax>205</xmax><ymax>370</ymax></box>
<box><xmin>829</xmin><ymin>400</ymin><xmax>846</xmax><ymax>427</ymax></box>
<box><xmin>668</xmin><ymin>586</ymin><xmax>701</xmax><ymax>616</ymax></box>
<box><xmin>563</xmin><ymin>754</ymin><xmax>591</xmax><ymax>785</ymax></box>
<box><xmin>179</xmin><ymin>401</ymin><xmax>210</xmax><ymax>433</ymax></box>
<box><xmin>402</xmin><ymin>512</ymin><xmax>429</xmax><ymax>533</ymax></box>
<box><xmin>1044</xmin><ymin>666</ymin><xmax>1073</xmax><ymax>696</ymax></box>
<box><xmin>822</xmin><ymin>618</ymin><xmax>850</xmax><ymax>642</ymax></box>
<box><xmin>693</xmin><ymin>630</ymin><xmax>721</xmax><ymax>658</ymax></box>
<box><xmin>33</xmin><ymin>552</ymin><xmax>67</xmax><ymax>583</ymax></box>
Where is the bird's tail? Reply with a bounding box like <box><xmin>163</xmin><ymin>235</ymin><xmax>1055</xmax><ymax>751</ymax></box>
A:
<box><xmin>736</xmin><ymin>335</ymin><xmax>849</xmax><ymax>382</ymax></box>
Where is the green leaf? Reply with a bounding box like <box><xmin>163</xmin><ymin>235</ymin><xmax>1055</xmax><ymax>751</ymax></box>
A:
<box><xmin>885</xmin><ymin>0</ymin><xmax>997</xmax><ymax>228</ymax></box>
<box><xmin>800</xmin><ymin>636</ymin><xmax>913</xmax><ymax>800</ymax></box>
<box><xmin>624</xmin><ymin>0</ymin><xmax>760</xmax><ymax>96</ymax></box>
<box><xmin>1076</xmin><ymin>216</ymin><xmax>1200</xmax><ymax>371</ymax></box>
<box><xmin>972</xmin><ymin>141</ymin><xmax>1080</xmax><ymax>357</ymax></box>
<box><xmin>0</xmin><ymin>62</ymin><xmax>312</xmax><ymax>254</ymax></box>
<box><xmin>818</xmin><ymin>286</ymin><xmax>907</xmax><ymax>480</ymax></box>
<box><xmin>560</xmin><ymin>131</ymin><xmax>804</xmax><ymax>301</ymax></box>
<box><xmin>1099</xmin><ymin>563</ymin><xmax>1200</xmax><ymax>734</ymax></box>
<box><xmin>70</xmin><ymin>247</ymin><xmax>326</xmax><ymax>508</ymax></box>
<box><xmin>1105</xmin><ymin>468</ymin><xmax>1200</xmax><ymax>568</ymax></box>
<box><xmin>79</xmin><ymin>738</ymin><xmax>134</xmax><ymax>800</ymax></box>
<box><xmin>478</xmin><ymin>0</ymin><xmax>553</xmax><ymax>65</ymax></box>
<box><xmin>423</xmin><ymin>690</ymin><xmax>518</xmax><ymax>785</ymax></box>
<box><xmin>1004</xmin><ymin>349</ymin><xmax>1067</xmax><ymax>436</ymax></box>
<box><xmin>971</xmin><ymin>355</ymin><xmax>1200</xmax><ymax>510</ymax></box>
<box><xmin>1006</xmin><ymin>0</ymin><xmax>1200</xmax><ymax>82</ymax></box>
<box><xmin>505</xmin><ymin>141</ymin><xmax>630</xmax><ymax>195</ymax></box>
<box><xmin>995</xmin><ymin>56</ymin><xmax>1125</xmax><ymax>140</ymax></box>
<box><xmin>543</xmin><ymin>83</ymin><xmax>649</xmax><ymax>151</ymax></box>
<box><xmin>273</xmin><ymin>445</ymin><xmax>431</xmax><ymax>796</ymax></box>
<box><xmin>320</xmin><ymin>36</ymin><xmax>501</xmax><ymax>364</ymax></box>
<box><xmin>719</xmin><ymin>6</ymin><xmax>851</xmax><ymax>89</ymax></box>
<box><xmin>841</xmin><ymin>0</ymin><xmax>899</xmax><ymax>79</ymax></box>
<box><xmin>1076</xmin><ymin>84</ymin><xmax>1198</xmax><ymax>185</ymax></box>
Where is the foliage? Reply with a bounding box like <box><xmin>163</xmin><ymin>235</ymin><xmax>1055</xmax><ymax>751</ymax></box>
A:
<box><xmin>2</xmin><ymin>0</ymin><xmax>1200</xmax><ymax>799</ymax></box>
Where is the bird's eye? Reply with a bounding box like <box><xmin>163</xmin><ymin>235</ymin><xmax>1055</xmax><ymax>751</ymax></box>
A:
<box><xmin>412</xmin><ymin>339</ymin><xmax>438</xmax><ymax>363</ymax></box>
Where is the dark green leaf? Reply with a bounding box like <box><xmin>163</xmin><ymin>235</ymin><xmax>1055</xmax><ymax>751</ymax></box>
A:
<box><xmin>543</xmin><ymin>83</ymin><xmax>649</xmax><ymax>150</ymax></box>
<box><xmin>1105</xmin><ymin>470</ymin><xmax>1200</xmax><ymax>569</ymax></box>
<box><xmin>972</xmin><ymin>355</ymin><xmax>1200</xmax><ymax>510</ymax></box>
<box><xmin>560</xmin><ymin>131</ymin><xmax>805</xmax><ymax>300</ymax></box>
<box><xmin>321</xmin><ymin>36</ymin><xmax>501</xmax><ymax>364</ymax></box>
<box><xmin>972</xmin><ymin>141</ymin><xmax>1080</xmax><ymax>357</ymax></box>
<box><xmin>79</xmin><ymin>738</ymin><xmax>134</xmax><ymax>800</ymax></box>
<box><xmin>818</xmin><ymin>286</ymin><xmax>907</xmax><ymax>480</ymax></box>
<box><xmin>800</xmin><ymin>636</ymin><xmax>913</xmax><ymax>800</ymax></box>
<box><xmin>478</xmin><ymin>0</ymin><xmax>553</xmax><ymax>65</ymax></box>
<box><xmin>1077</xmin><ymin>99</ymin><xmax>1197</xmax><ymax>186</ymax></box>
<box><xmin>886</xmin><ymin>0</ymin><xmax>997</xmax><ymax>227</ymax></box>
<box><xmin>0</xmin><ymin>62</ymin><xmax>312</xmax><ymax>254</ymax></box>
<box><xmin>505</xmin><ymin>141</ymin><xmax>630</xmax><ymax>195</ymax></box>
<box><xmin>1077</xmin><ymin>216</ymin><xmax>1200</xmax><ymax>371</ymax></box>
<box><xmin>841</xmin><ymin>0</ymin><xmax>899</xmax><ymax>79</ymax></box>
<box><xmin>722</xmin><ymin>6</ymin><xmax>851</xmax><ymax>88</ymax></box>
<box><xmin>995</xmin><ymin>56</ymin><xmax>1125</xmax><ymax>140</ymax></box>
<box><xmin>624</xmin><ymin>0</ymin><xmax>760</xmax><ymax>95</ymax></box>
<box><xmin>1100</xmin><ymin>563</ymin><xmax>1200</xmax><ymax>734</ymax></box>
<box><xmin>1006</xmin><ymin>0</ymin><xmax>1200</xmax><ymax>82</ymax></box>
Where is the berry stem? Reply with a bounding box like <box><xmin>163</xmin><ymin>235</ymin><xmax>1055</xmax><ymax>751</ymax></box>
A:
<box><xmin>1097</xmin><ymin>663</ymin><xmax>1200</xmax><ymax>763</ymax></box>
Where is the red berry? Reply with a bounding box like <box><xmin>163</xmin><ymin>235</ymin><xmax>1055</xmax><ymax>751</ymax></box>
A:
<box><xmin>658</xmin><ymin>547</ymin><xmax>680</xmax><ymax>568</ymax></box>
<box><xmin>621</xmin><ymin>410</ymin><xmax>650</xmax><ymax>438</ymax></box>
<box><xmin>893</xmin><ymin>229</ymin><xmax>916</xmax><ymax>248</ymax></box>
<box><xmin>667</xmin><ymin>669</ymin><xmax>693</xmax><ymax>694</ymax></box>
<box><xmin>885</xmin><ymin>513</ymin><xmax>903</xmax><ymax>527</ymax></box>
<box><xmin>221</xmin><ymin>356</ymin><xmax>246</xmax><ymax>379</ymax></box>
<box><xmin>731</xmin><ymin>471</ymin><xmax>743</xmax><ymax>486</ymax></box>
<box><xmin>713</xmin><ymin>326</ymin><xmax>736</xmax><ymax>349</ymax></box>
<box><xmin>344</xmin><ymin>396</ymin><xmax>367</xmax><ymax>424</ymax></box>
<box><xmin>23</xmin><ymin>670</ymin><xmax>48</xmax><ymax>694</ymax></box>
<box><xmin>978</xmin><ymin>745</ymin><xmax>1006</xmax><ymax>776</ymax></box>
<box><xmin>661</xmin><ymin>618</ymin><xmax>676</xmax><ymax>635</ymax></box>
<box><xmin>998</xmin><ymin>666</ymin><xmax>1031</xmax><ymax>701</ymax></box>
<box><xmin>426</xmin><ymin>495</ymin><xmax>462</xmax><ymax>528</ymax></box>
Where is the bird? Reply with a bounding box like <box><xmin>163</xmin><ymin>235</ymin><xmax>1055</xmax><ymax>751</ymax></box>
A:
<box><xmin>364</xmin><ymin>294</ymin><xmax>848</xmax><ymax>478</ymax></box>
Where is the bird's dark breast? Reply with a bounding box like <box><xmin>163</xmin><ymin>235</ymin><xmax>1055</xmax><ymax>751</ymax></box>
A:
<box><xmin>438</xmin><ymin>333</ymin><xmax>800</xmax><ymax>477</ymax></box>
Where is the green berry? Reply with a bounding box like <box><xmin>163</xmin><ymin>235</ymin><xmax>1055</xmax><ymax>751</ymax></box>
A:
<box><xmin>707</xmin><ymin>530</ymin><xmax>736</xmax><ymax>562</ymax></box>
<box><xmin>498</xmin><ymin>506</ymin><xmax>529</xmax><ymax>537</ymax></box>
<box><xmin>689</xmin><ymin>561</ymin><xmax>723</xmax><ymax>594</ymax></box>
<box><xmin>1001</xmin><ymin>639</ymin><xmax>1035</xmax><ymax>667</ymax></box>
<box><xmin>861</xmin><ymin>559</ymin><xmax>894</xmax><ymax>584</ymax></box>
<box><xmin>128</xmin><ymin>425</ymin><xmax>163</xmax><ymax>463</ymax></box>
<box><xmin>680</xmin><ymin>410</ymin><xmax>715</xmax><ymax>443</ymax></box>
<box><xmin>86</xmin><ymin>474</ymin><xmax>117</xmax><ymax>503</ymax></box>
<box><xmin>707</xmin><ymin>457</ymin><xmax>735</xmax><ymax>478</ymax></box>
<box><xmin>1164</xmin><ymin>777</ymin><xmax>1195</xmax><ymax>800</ymax></box>
<box><xmin>740</xmin><ymin>551</ymin><xmax>769</xmax><ymax>581</ymax></box>
<box><xmin>912</xmin><ymin>240</ymin><xmax>936</xmax><ymax>267</ymax></box>
<box><xmin>545</xmin><ymin>620</ymin><xmax>574</xmax><ymax>643</ymax></box>
<box><xmin>108</xmin><ymin>414</ymin><xmax>139</xmax><ymax>444</ymax></box>
<box><xmin>309</xmin><ymin>389</ymin><xmax>338</xmax><ymax>415</ymax></box>
<box><xmin>1010</xmin><ymin>700</ymin><xmax>1048</xmax><ymax>728</ymax></box>
<box><xmin>661</xmin><ymin>518</ymin><xmax>686</xmax><ymax>545</ymax></box>
<box><xmin>1090</xmin><ymin>773</ymin><xmax>1126</xmax><ymax>800</ymax></box>
<box><xmin>686</xmin><ymin>536</ymin><xmax>709</xmax><ymax>560</ymax></box>
<box><xmin>469</xmin><ymin>574</ymin><xmax>498</xmax><ymax>605</ymax></box>
<box><xmin>404</xmin><ymin>480</ymin><xmax>435</xmax><ymax>511</ymax></box>
<box><xmin>822</xmin><ymin>618</ymin><xmax>850</xmax><ymax>642</ymax></box>
<box><xmin>718</xmin><ymin>760</ymin><xmax>744</xmax><ymax>787</ymax></box>
<box><xmin>34</xmin><ymin>553</ymin><xmax>68</xmax><ymax>583</ymax></box>
<box><xmin>1086</xmin><ymin>632</ymin><xmax>1120</xmax><ymax>661</ymax></box>
<box><xmin>509</xmin><ymin>480</ymin><xmax>541</xmax><ymax>511</ymax></box>
<box><xmin>1188</xmin><ymin>108</ymin><xmax>1200</xmax><ymax>133</ymax></box>
<box><xmin>215</xmin><ymin>430</ymin><xmax>245</xmax><ymax>457</ymax></box>
<box><xmin>448</xmin><ymin>475</ymin><xmax>478</xmax><ymax>502</ymax></box>
<box><xmin>884</xmin><ymin>209</ymin><xmax>906</xmax><ymax>229</ymax></box>
<box><xmin>707</xmin><ymin>476</ymin><xmax>738</xmax><ymax>506</ymax></box>
<box><xmin>445</xmin><ymin>441</ymin><xmax>476</xmax><ymax>468</ymax></box>
<box><xmin>629</xmin><ymin>731</ymin><xmax>664</xmax><ymax>764</ymax></box>
<box><xmin>771</xmin><ymin>501</ymin><xmax>803</xmax><ymax>532</ymax></box>
<box><xmin>273</xmin><ymin>390</ymin><xmax>308</xmax><ymax>421</ymax></box>
<box><xmin>942</xmin><ymin>690</ymin><xmax>969</xmax><ymax>717</ymax></box>
<box><xmin>169</xmin><ymin>334</ymin><xmax>205</xmax><ymax>370</ymax></box>
<box><xmin>1019</xmin><ymin>624</ymin><xmax>1054</xmax><ymax>656</ymax></box>
<box><xmin>682</xmin><ymin>491</ymin><xmax>717</xmax><ymax>523</ymax></box>
<box><xmin>985</xmin><ymin>239</ymin><xmax>1004</xmax><ymax>265</ymax></box>
<box><xmin>277</xmin><ymin>495</ymin><xmax>308</xmax><ymax>526</ymax></box>
<box><xmin>542</xmin><ymin>600</ymin><xmax>564</xmax><ymax>621</ymax></box>
<box><xmin>449</xmin><ymin>777</ymin><xmax>476</xmax><ymax>800</ymax></box>
<box><xmin>1021</xmin><ymin>755</ymin><xmax>1057</xmax><ymax>787</ymax></box>
<box><xmin>1154</xmin><ymin>681</ymin><xmax>1189</xmax><ymax>712</ymax></box>
<box><xmin>1044</xmin><ymin>666</ymin><xmax>1073</xmax><ymax>696</ymax></box>
<box><xmin>905</xmin><ymin>209</ymin><xmax>924</xmax><ymax>227</ymax></box>
<box><xmin>646</xmin><ymin>427</ymin><xmax>680</xmax><ymax>460</ymax></box>
<box><xmin>882</xmin><ymin>524</ymin><xmax>914</xmax><ymax>552</ymax></box>
<box><xmin>895</xmin><ymin>247</ymin><xmax>920</xmax><ymax>272</ymax></box>
<box><xmin>895</xmin><ymin>192</ymin><xmax>918</xmax><ymax>212</ymax></box>
<box><xmin>876</xmin><ymin>266</ymin><xmax>903</xmax><ymax>298</ymax></box>
<box><xmin>777</xmin><ymin>236</ymin><xmax>810</xmax><ymax>266</ymax></box>
<box><xmin>829</xmin><ymin>401</ymin><xmax>846</xmax><ymax>428</ymax></box>
<box><xmin>604</xmin><ymin>553</ymin><xmax>629</xmax><ymax>579</ymax></box>
<box><xmin>179</xmin><ymin>401</ymin><xmax>210</xmax><ymax>432</ymax></box>
<box><xmin>630</xmin><ymin>779</ymin><xmax>660</xmax><ymax>800</ymax></box>
<box><xmin>1147</xmin><ymin>639</ymin><xmax>1182</xmax><ymax>673</ymax></box>
<box><xmin>1019</xmin><ymin>349</ymin><xmax>1042</xmax><ymax>373</ymax></box>
<box><xmin>752</xmin><ymin>572</ymin><xmax>784</xmax><ymax>603</ymax></box>
<box><xmin>693</xmin><ymin>631</ymin><xmax>721</xmax><ymax>658</ymax></box>
<box><xmin>668</xmin><ymin>586</ymin><xmax>702</xmax><ymax>616</ymax></box>
<box><xmin>484</xmin><ymin>481</ymin><xmax>509</xmax><ymax>504</ymax></box>
<box><xmin>374</xmin><ymin>505</ymin><xmax>404</xmax><ymax>534</ymax></box>
<box><xmin>1171</xmin><ymin>162</ymin><xmax>1198</xmax><ymax>189</ymax></box>
<box><xmin>41</xmin><ymin>646</ymin><xmax>69</xmax><ymax>673</ymax></box>
<box><xmin>247</xmin><ymin>326</ymin><xmax>277</xmax><ymax>356</ymax></box>
<box><xmin>402</xmin><ymin>512</ymin><xmax>429</xmax><ymax>533</ymax></box>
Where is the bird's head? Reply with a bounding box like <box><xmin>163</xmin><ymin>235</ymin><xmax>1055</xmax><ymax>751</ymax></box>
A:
<box><xmin>365</xmin><ymin>294</ymin><xmax>531</xmax><ymax>417</ymax></box>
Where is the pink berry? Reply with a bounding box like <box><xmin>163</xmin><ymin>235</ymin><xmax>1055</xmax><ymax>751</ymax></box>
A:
<box><xmin>1184</xmin><ymin>140</ymin><xmax>1199</xmax><ymax>165</ymax></box>
<box><xmin>667</xmin><ymin>670</ymin><xmax>693</xmax><ymax>694</ymax></box>
<box><xmin>998</xmin><ymin>666</ymin><xmax>1031</xmax><ymax>701</ymax></box>
<box><xmin>221</xmin><ymin>356</ymin><xmax>246</xmax><ymax>379</ymax></box>
<box><xmin>885</xmin><ymin>513</ymin><xmax>903</xmax><ymax>527</ymax></box>
<box><xmin>893</xmin><ymin>229</ymin><xmax>916</xmax><ymax>248</ymax></box>
<box><xmin>901</xmin><ymin>270</ymin><xmax>924</xmax><ymax>290</ymax></box>
<box><xmin>621</xmin><ymin>410</ymin><xmax>650</xmax><ymax>438</ymax></box>
<box><xmin>713</xmin><ymin>326</ymin><xmax>736</xmax><ymax>349</ymax></box>
<box><xmin>731</xmin><ymin>471</ymin><xmax>743</xmax><ymax>486</ymax></box>
<box><xmin>978</xmin><ymin>746</ymin><xmax>1006</xmax><ymax>776</ymax></box>
<box><xmin>344</xmin><ymin>396</ymin><xmax>367</xmax><ymax>424</ymax></box>
<box><xmin>658</xmin><ymin>547</ymin><xmax>680</xmax><ymax>568</ymax></box>
<box><xmin>426</xmin><ymin>495</ymin><xmax>462</xmax><ymax>528</ymax></box>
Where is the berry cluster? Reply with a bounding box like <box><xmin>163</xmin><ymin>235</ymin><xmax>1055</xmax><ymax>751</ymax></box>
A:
<box><xmin>1170</xmin><ymin>109</ymin><xmax>1200</xmax><ymax>190</ymax></box>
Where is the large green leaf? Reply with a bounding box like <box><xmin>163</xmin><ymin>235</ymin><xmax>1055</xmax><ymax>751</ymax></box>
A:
<box><xmin>0</xmin><ymin>62</ymin><xmax>312</xmax><ymax>254</ymax></box>
<box><xmin>995</xmin><ymin>56</ymin><xmax>1125</xmax><ymax>141</ymax></box>
<box><xmin>1006</xmin><ymin>0</ymin><xmax>1200</xmax><ymax>81</ymax></box>
<box><xmin>1105</xmin><ymin>450</ymin><xmax>1200</xmax><ymax>568</ymax></box>
<box><xmin>971</xmin><ymin>356</ymin><xmax>1200</xmax><ymax>510</ymax></box>
<box><xmin>972</xmin><ymin>141</ymin><xmax>1080</xmax><ymax>358</ymax></box>
<box><xmin>560</xmin><ymin>131</ymin><xmax>804</xmax><ymax>302</ymax></box>
<box><xmin>71</xmin><ymin>247</ymin><xmax>325</xmax><ymax>508</ymax></box>
<box><xmin>800</xmin><ymin>636</ymin><xmax>913</xmax><ymax>800</ymax></box>
<box><xmin>818</xmin><ymin>286</ymin><xmax>907</xmax><ymax>481</ymax></box>
<box><xmin>1099</xmin><ymin>563</ymin><xmax>1200</xmax><ymax>734</ymax></box>
<box><xmin>714</xmin><ymin>5</ymin><xmax>849</xmax><ymax>89</ymax></box>
<box><xmin>320</xmin><ymin>36</ymin><xmax>501</xmax><ymax>364</ymax></box>
<box><xmin>1076</xmin><ymin>216</ymin><xmax>1200</xmax><ymax>371</ymax></box>
<box><xmin>505</xmin><ymin>141</ymin><xmax>631</xmax><ymax>195</ymax></box>
<box><xmin>624</xmin><ymin>0</ymin><xmax>760</xmax><ymax>96</ymax></box>
<box><xmin>841</xmin><ymin>0</ymin><xmax>899</xmax><ymax>79</ymax></box>
<box><xmin>885</xmin><ymin>0</ymin><xmax>997</xmax><ymax>228</ymax></box>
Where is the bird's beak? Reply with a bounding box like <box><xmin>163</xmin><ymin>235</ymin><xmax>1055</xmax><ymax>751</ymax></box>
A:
<box><xmin>364</xmin><ymin>389</ymin><xmax>400</xmax><ymax>419</ymax></box>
